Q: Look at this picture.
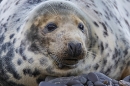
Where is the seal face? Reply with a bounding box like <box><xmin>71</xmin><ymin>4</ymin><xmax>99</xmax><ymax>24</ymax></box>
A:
<box><xmin>27</xmin><ymin>13</ymin><xmax>88</xmax><ymax>69</ymax></box>
<box><xmin>0</xmin><ymin>0</ymin><xmax>130</xmax><ymax>86</ymax></box>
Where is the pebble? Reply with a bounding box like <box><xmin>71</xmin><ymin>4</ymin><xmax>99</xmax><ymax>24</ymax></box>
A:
<box><xmin>49</xmin><ymin>78</ymin><xmax>69</xmax><ymax>85</ymax></box>
<box><xmin>95</xmin><ymin>72</ymin><xmax>112</xmax><ymax>81</ymax></box>
<box><xmin>114</xmin><ymin>84</ymin><xmax>119</xmax><ymax>86</ymax></box>
<box><xmin>81</xmin><ymin>74</ymin><xmax>88</xmax><ymax>79</ymax></box>
<box><xmin>111</xmin><ymin>79</ymin><xmax>118</xmax><ymax>84</ymax></box>
<box><xmin>107</xmin><ymin>81</ymin><xmax>113</xmax><ymax>85</ymax></box>
<box><xmin>72</xmin><ymin>84</ymin><xmax>84</xmax><ymax>86</ymax></box>
<box><xmin>73</xmin><ymin>76</ymin><xmax>87</xmax><ymax>84</ymax></box>
<box><xmin>45</xmin><ymin>76</ymin><xmax>57</xmax><ymax>81</ymax></box>
<box><xmin>94</xmin><ymin>81</ymin><xmax>106</xmax><ymax>86</ymax></box>
<box><xmin>87</xmin><ymin>72</ymin><xmax>99</xmax><ymax>82</ymax></box>
<box><xmin>123</xmin><ymin>75</ymin><xmax>130</xmax><ymax>82</ymax></box>
<box><xmin>39</xmin><ymin>72</ymin><xmax>130</xmax><ymax>86</ymax></box>
<box><xmin>39</xmin><ymin>81</ymin><xmax>66</xmax><ymax>86</ymax></box>
<box><xmin>66</xmin><ymin>80</ymin><xmax>81</xmax><ymax>85</ymax></box>
<box><xmin>87</xmin><ymin>81</ymin><xmax>94</xmax><ymax>86</ymax></box>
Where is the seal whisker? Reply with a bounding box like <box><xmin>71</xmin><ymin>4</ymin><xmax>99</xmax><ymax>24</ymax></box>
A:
<box><xmin>86</xmin><ymin>51</ymin><xmax>101</xmax><ymax>58</ymax></box>
<box><xmin>51</xmin><ymin>54</ymin><xmax>62</xmax><ymax>67</ymax></box>
<box><xmin>45</xmin><ymin>9</ymin><xmax>54</xmax><ymax>15</ymax></box>
<box><xmin>48</xmin><ymin>3</ymin><xmax>58</xmax><ymax>16</ymax></box>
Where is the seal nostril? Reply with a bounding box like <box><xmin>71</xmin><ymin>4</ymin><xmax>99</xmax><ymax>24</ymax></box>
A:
<box><xmin>68</xmin><ymin>42</ymin><xmax>82</xmax><ymax>57</ymax></box>
<box><xmin>77</xmin><ymin>43</ymin><xmax>81</xmax><ymax>49</ymax></box>
<box><xmin>68</xmin><ymin>42</ymin><xmax>75</xmax><ymax>57</ymax></box>
<box><xmin>69</xmin><ymin>43</ymin><xmax>74</xmax><ymax>50</ymax></box>
<box><xmin>75</xmin><ymin>43</ymin><xmax>82</xmax><ymax>56</ymax></box>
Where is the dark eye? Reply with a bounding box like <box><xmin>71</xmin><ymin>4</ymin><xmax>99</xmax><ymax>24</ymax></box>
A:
<box><xmin>45</xmin><ymin>23</ymin><xmax>57</xmax><ymax>32</ymax></box>
<box><xmin>78</xmin><ymin>23</ymin><xmax>84</xmax><ymax>31</ymax></box>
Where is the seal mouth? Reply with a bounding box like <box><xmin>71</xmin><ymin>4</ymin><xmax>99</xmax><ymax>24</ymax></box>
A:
<box><xmin>50</xmin><ymin>52</ymin><xmax>85</xmax><ymax>69</ymax></box>
<box><xmin>57</xmin><ymin>59</ymin><xmax>79</xmax><ymax>69</ymax></box>
<box><xmin>63</xmin><ymin>59</ymin><xmax>78</xmax><ymax>65</ymax></box>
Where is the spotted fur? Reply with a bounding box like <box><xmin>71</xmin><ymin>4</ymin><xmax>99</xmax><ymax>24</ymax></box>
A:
<box><xmin>0</xmin><ymin>0</ymin><xmax>130</xmax><ymax>86</ymax></box>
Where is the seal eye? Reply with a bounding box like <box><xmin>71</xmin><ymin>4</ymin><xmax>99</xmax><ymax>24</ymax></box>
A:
<box><xmin>46</xmin><ymin>23</ymin><xmax>57</xmax><ymax>32</ymax></box>
<box><xmin>78</xmin><ymin>23</ymin><xmax>84</xmax><ymax>32</ymax></box>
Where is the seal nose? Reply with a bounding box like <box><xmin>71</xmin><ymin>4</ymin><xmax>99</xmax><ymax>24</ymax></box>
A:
<box><xmin>68</xmin><ymin>42</ymin><xmax>82</xmax><ymax>57</ymax></box>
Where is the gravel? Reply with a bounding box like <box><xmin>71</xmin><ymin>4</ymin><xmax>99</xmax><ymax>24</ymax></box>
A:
<box><xmin>39</xmin><ymin>72</ymin><xmax>130</xmax><ymax>86</ymax></box>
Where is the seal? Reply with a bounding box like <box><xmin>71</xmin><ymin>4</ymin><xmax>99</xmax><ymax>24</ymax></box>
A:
<box><xmin>0</xmin><ymin>0</ymin><xmax>130</xmax><ymax>86</ymax></box>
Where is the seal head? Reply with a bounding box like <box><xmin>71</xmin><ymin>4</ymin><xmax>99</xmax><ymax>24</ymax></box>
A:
<box><xmin>23</xmin><ymin>0</ymin><xmax>90</xmax><ymax>71</ymax></box>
